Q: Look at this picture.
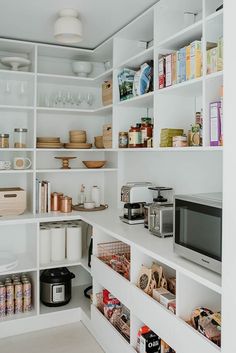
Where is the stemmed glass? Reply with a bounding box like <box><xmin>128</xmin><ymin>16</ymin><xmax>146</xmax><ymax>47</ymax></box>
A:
<box><xmin>85</xmin><ymin>93</ymin><xmax>93</xmax><ymax>107</ymax></box>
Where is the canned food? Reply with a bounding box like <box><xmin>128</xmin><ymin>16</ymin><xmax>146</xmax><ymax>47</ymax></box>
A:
<box><xmin>0</xmin><ymin>284</ymin><xmax>6</xmax><ymax>317</ymax></box>
<box><xmin>15</xmin><ymin>281</ymin><xmax>23</xmax><ymax>314</ymax></box>
<box><xmin>6</xmin><ymin>283</ymin><xmax>14</xmax><ymax>316</ymax></box>
<box><xmin>23</xmin><ymin>281</ymin><xmax>31</xmax><ymax>312</ymax></box>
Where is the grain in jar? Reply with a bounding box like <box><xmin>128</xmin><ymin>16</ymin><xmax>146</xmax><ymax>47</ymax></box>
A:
<box><xmin>0</xmin><ymin>133</ymin><xmax>9</xmax><ymax>148</ymax></box>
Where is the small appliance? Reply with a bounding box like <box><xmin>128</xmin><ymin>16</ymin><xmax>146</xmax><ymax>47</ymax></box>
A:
<box><xmin>40</xmin><ymin>267</ymin><xmax>75</xmax><ymax>307</ymax></box>
<box><xmin>120</xmin><ymin>182</ymin><xmax>153</xmax><ymax>224</ymax></box>
<box><xmin>174</xmin><ymin>192</ymin><xmax>222</xmax><ymax>274</ymax></box>
<box><xmin>146</xmin><ymin>187</ymin><xmax>174</xmax><ymax>238</ymax></box>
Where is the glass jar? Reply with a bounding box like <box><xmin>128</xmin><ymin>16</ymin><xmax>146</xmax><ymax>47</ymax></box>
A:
<box><xmin>14</xmin><ymin>128</ymin><xmax>28</xmax><ymax>148</ymax></box>
<box><xmin>128</xmin><ymin>126</ymin><xmax>142</xmax><ymax>148</ymax></box>
<box><xmin>119</xmin><ymin>132</ymin><xmax>128</xmax><ymax>148</ymax></box>
<box><xmin>0</xmin><ymin>134</ymin><xmax>9</xmax><ymax>148</ymax></box>
<box><xmin>141</xmin><ymin>122</ymin><xmax>153</xmax><ymax>146</ymax></box>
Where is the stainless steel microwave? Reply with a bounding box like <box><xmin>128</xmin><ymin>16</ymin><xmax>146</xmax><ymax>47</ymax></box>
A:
<box><xmin>174</xmin><ymin>193</ymin><xmax>222</xmax><ymax>274</ymax></box>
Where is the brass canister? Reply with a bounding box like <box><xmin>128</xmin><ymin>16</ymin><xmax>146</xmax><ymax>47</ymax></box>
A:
<box><xmin>60</xmin><ymin>196</ymin><xmax>72</xmax><ymax>213</ymax></box>
<box><xmin>51</xmin><ymin>192</ymin><xmax>63</xmax><ymax>211</ymax></box>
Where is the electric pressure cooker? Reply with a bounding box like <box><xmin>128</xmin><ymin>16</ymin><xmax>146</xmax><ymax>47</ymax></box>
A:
<box><xmin>40</xmin><ymin>267</ymin><xmax>75</xmax><ymax>307</ymax></box>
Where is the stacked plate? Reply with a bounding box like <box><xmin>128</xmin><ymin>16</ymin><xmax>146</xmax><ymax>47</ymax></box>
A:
<box><xmin>37</xmin><ymin>137</ymin><xmax>64</xmax><ymax>149</ymax></box>
<box><xmin>65</xmin><ymin>130</ymin><xmax>92</xmax><ymax>149</ymax></box>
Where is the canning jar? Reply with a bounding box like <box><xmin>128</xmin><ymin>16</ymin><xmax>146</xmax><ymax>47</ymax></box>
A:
<box><xmin>141</xmin><ymin>122</ymin><xmax>153</xmax><ymax>146</ymax></box>
<box><xmin>14</xmin><ymin>128</ymin><xmax>28</xmax><ymax>148</ymax></box>
<box><xmin>0</xmin><ymin>133</ymin><xmax>9</xmax><ymax>148</ymax></box>
<box><xmin>128</xmin><ymin>126</ymin><xmax>142</xmax><ymax>148</ymax></box>
<box><xmin>119</xmin><ymin>132</ymin><xmax>128</xmax><ymax>148</ymax></box>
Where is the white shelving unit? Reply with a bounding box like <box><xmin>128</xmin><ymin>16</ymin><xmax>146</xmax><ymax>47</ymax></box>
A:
<box><xmin>0</xmin><ymin>0</ymin><xmax>224</xmax><ymax>352</ymax></box>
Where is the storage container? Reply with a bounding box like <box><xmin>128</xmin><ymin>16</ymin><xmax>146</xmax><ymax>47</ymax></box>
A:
<box><xmin>102</xmin><ymin>80</ymin><xmax>112</xmax><ymax>106</ymax></box>
<box><xmin>0</xmin><ymin>187</ymin><xmax>26</xmax><ymax>216</ymax></box>
<box><xmin>14</xmin><ymin>128</ymin><xmax>28</xmax><ymax>148</ymax></box>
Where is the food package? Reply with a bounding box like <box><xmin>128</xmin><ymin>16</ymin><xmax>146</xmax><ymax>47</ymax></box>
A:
<box><xmin>153</xmin><ymin>287</ymin><xmax>169</xmax><ymax>303</ymax></box>
<box><xmin>167</xmin><ymin>277</ymin><xmax>176</xmax><ymax>295</ymax></box>
<box><xmin>191</xmin><ymin>307</ymin><xmax>214</xmax><ymax>330</ymax></box>
<box><xmin>198</xmin><ymin>312</ymin><xmax>221</xmax><ymax>347</ymax></box>
<box><xmin>133</xmin><ymin>61</ymin><xmax>153</xmax><ymax>96</ymax></box>
<box><xmin>161</xmin><ymin>340</ymin><xmax>176</xmax><ymax>353</ymax></box>
<box><xmin>137</xmin><ymin>265</ymin><xmax>152</xmax><ymax>293</ymax></box>
<box><xmin>118</xmin><ymin>68</ymin><xmax>136</xmax><ymax>101</ymax></box>
<box><xmin>140</xmin><ymin>330</ymin><xmax>161</xmax><ymax>353</ymax></box>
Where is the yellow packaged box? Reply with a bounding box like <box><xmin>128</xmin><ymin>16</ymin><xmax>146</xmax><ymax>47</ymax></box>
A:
<box><xmin>190</xmin><ymin>40</ymin><xmax>202</xmax><ymax>79</ymax></box>
<box><xmin>0</xmin><ymin>187</ymin><xmax>26</xmax><ymax>216</ymax></box>
<box><xmin>102</xmin><ymin>80</ymin><xmax>112</xmax><ymax>106</ymax></box>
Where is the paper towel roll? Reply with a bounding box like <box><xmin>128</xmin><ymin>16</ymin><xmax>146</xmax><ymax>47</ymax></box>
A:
<box><xmin>66</xmin><ymin>225</ymin><xmax>82</xmax><ymax>261</ymax></box>
<box><xmin>40</xmin><ymin>226</ymin><xmax>51</xmax><ymax>265</ymax></box>
<box><xmin>51</xmin><ymin>226</ymin><xmax>66</xmax><ymax>262</ymax></box>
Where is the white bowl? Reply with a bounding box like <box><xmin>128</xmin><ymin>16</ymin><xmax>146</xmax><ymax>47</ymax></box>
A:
<box><xmin>72</xmin><ymin>61</ymin><xmax>93</xmax><ymax>77</ymax></box>
<box><xmin>84</xmin><ymin>202</ymin><xmax>95</xmax><ymax>209</ymax></box>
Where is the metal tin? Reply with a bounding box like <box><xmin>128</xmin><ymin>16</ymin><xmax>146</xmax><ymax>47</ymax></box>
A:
<box><xmin>60</xmin><ymin>196</ymin><xmax>72</xmax><ymax>213</ymax></box>
<box><xmin>14</xmin><ymin>282</ymin><xmax>23</xmax><ymax>314</ymax></box>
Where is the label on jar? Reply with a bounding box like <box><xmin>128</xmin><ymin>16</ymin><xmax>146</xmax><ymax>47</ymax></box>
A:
<box><xmin>119</xmin><ymin>133</ymin><xmax>128</xmax><ymax>148</ymax></box>
<box><xmin>129</xmin><ymin>131</ymin><xmax>141</xmax><ymax>146</ymax></box>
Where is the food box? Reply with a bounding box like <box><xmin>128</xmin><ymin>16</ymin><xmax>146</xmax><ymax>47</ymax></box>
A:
<box><xmin>153</xmin><ymin>287</ymin><xmax>169</xmax><ymax>302</ymax></box>
<box><xmin>159</xmin><ymin>291</ymin><xmax>176</xmax><ymax>308</ymax></box>
<box><xmin>210</xmin><ymin>101</ymin><xmax>221</xmax><ymax>146</ymax></box>
<box><xmin>158</xmin><ymin>57</ymin><xmax>165</xmax><ymax>89</ymax></box>
<box><xmin>190</xmin><ymin>40</ymin><xmax>202</xmax><ymax>79</ymax></box>
<box><xmin>140</xmin><ymin>330</ymin><xmax>161</xmax><ymax>353</ymax></box>
<box><xmin>102</xmin><ymin>80</ymin><xmax>113</xmax><ymax>106</ymax></box>
<box><xmin>0</xmin><ymin>187</ymin><xmax>26</xmax><ymax>216</ymax></box>
<box><xmin>118</xmin><ymin>68</ymin><xmax>136</xmax><ymax>101</ymax></box>
<box><xmin>165</xmin><ymin>54</ymin><xmax>172</xmax><ymax>87</ymax></box>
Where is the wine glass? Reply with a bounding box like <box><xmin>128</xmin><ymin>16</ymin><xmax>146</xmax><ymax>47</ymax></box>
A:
<box><xmin>75</xmin><ymin>93</ymin><xmax>84</xmax><ymax>108</ymax></box>
<box><xmin>85</xmin><ymin>93</ymin><xmax>93</xmax><ymax>107</ymax></box>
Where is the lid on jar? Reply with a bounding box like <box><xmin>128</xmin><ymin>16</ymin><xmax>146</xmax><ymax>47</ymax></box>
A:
<box><xmin>61</xmin><ymin>196</ymin><xmax>72</xmax><ymax>200</ymax></box>
<box><xmin>119</xmin><ymin>131</ymin><xmax>128</xmax><ymax>135</ymax></box>
<box><xmin>141</xmin><ymin>117</ymin><xmax>152</xmax><ymax>123</ymax></box>
<box><xmin>0</xmin><ymin>133</ymin><xmax>9</xmax><ymax>137</ymax></box>
<box><xmin>14</xmin><ymin>128</ymin><xmax>28</xmax><ymax>132</ymax></box>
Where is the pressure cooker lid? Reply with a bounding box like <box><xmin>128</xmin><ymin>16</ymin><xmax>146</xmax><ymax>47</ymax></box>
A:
<box><xmin>40</xmin><ymin>267</ymin><xmax>75</xmax><ymax>284</ymax></box>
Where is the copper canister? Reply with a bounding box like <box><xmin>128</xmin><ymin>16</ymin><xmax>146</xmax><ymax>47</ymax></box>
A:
<box><xmin>60</xmin><ymin>196</ymin><xmax>72</xmax><ymax>213</ymax></box>
<box><xmin>51</xmin><ymin>192</ymin><xmax>63</xmax><ymax>211</ymax></box>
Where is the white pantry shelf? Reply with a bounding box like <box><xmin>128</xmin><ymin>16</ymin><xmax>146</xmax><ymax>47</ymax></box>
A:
<box><xmin>206</xmin><ymin>8</ymin><xmax>223</xmax><ymax>22</ymax></box>
<box><xmin>0</xmin><ymin>105</ymin><xmax>34</xmax><ymax>111</ymax></box>
<box><xmin>117</xmin><ymin>46</ymin><xmax>154</xmax><ymax>69</ymax></box>
<box><xmin>206</xmin><ymin>71</ymin><xmax>223</xmax><ymax>80</ymax></box>
<box><xmin>157</xmin><ymin>77</ymin><xmax>203</xmax><ymax>96</ymax></box>
<box><xmin>37</xmin><ymin>69</ymin><xmax>113</xmax><ymax>87</ymax></box>
<box><xmin>36</xmin><ymin>148</ymin><xmax>116</xmax><ymax>152</ymax></box>
<box><xmin>0</xmin><ymin>253</ymin><xmax>36</xmax><ymax>276</ymax></box>
<box><xmin>36</xmin><ymin>104</ymin><xmax>112</xmax><ymax>115</ymax></box>
<box><xmin>0</xmin><ymin>69</ymin><xmax>35</xmax><ymax>81</ymax></box>
<box><xmin>0</xmin><ymin>148</ymin><xmax>34</xmax><ymax>152</ymax></box>
<box><xmin>36</xmin><ymin>168</ymin><xmax>118</xmax><ymax>173</ymax></box>
<box><xmin>40</xmin><ymin>284</ymin><xmax>91</xmax><ymax>316</ymax></box>
<box><xmin>39</xmin><ymin>256</ymin><xmax>90</xmax><ymax>274</ymax></box>
<box><xmin>117</xmin><ymin>91</ymin><xmax>153</xmax><ymax>108</ymax></box>
<box><xmin>0</xmin><ymin>169</ymin><xmax>33</xmax><ymax>174</ymax></box>
<box><xmin>158</xmin><ymin>20</ymin><xmax>203</xmax><ymax>49</ymax></box>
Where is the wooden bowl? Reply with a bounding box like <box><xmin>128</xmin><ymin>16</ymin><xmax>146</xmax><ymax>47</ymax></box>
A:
<box><xmin>82</xmin><ymin>160</ymin><xmax>106</xmax><ymax>169</ymax></box>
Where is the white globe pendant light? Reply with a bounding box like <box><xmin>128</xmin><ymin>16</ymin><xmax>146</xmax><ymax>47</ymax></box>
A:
<box><xmin>54</xmin><ymin>9</ymin><xmax>83</xmax><ymax>44</ymax></box>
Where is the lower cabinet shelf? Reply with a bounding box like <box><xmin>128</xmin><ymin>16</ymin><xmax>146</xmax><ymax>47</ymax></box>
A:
<box><xmin>40</xmin><ymin>284</ymin><xmax>91</xmax><ymax>318</ymax></box>
<box><xmin>91</xmin><ymin>255</ymin><xmax>131</xmax><ymax>308</ymax></box>
<box><xmin>91</xmin><ymin>305</ymin><xmax>136</xmax><ymax>353</ymax></box>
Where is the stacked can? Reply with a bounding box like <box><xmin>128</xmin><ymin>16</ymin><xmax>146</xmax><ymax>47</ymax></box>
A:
<box><xmin>0</xmin><ymin>282</ymin><xmax>6</xmax><ymax>317</ymax></box>
<box><xmin>6</xmin><ymin>280</ymin><xmax>14</xmax><ymax>316</ymax></box>
<box><xmin>14</xmin><ymin>281</ymin><xmax>23</xmax><ymax>314</ymax></box>
<box><xmin>22</xmin><ymin>279</ymin><xmax>31</xmax><ymax>312</ymax></box>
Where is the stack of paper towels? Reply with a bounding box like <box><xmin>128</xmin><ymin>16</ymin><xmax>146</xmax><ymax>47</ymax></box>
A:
<box><xmin>40</xmin><ymin>223</ymin><xmax>82</xmax><ymax>265</ymax></box>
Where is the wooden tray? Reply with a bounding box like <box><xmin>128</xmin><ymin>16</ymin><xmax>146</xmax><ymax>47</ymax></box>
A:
<box><xmin>73</xmin><ymin>204</ymin><xmax>108</xmax><ymax>212</ymax></box>
<box><xmin>65</xmin><ymin>143</ymin><xmax>92</xmax><ymax>149</ymax></box>
<box><xmin>37</xmin><ymin>137</ymin><xmax>60</xmax><ymax>142</ymax></box>
<box><xmin>37</xmin><ymin>143</ymin><xmax>64</xmax><ymax>148</ymax></box>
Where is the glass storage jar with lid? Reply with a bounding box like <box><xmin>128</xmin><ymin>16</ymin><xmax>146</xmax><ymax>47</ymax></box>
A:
<box><xmin>0</xmin><ymin>134</ymin><xmax>9</xmax><ymax>148</ymax></box>
<box><xmin>14</xmin><ymin>128</ymin><xmax>28</xmax><ymax>148</ymax></box>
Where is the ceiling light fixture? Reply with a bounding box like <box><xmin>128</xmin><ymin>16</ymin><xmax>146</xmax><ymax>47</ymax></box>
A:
<box><xmin>54</xmin><ymin>9</ymin><xmax>83</xmax><ymax>44</ymax></box>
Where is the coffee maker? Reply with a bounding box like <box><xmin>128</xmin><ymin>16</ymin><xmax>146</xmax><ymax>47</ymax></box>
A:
<box><xmin>120</xmin><ymin>182</ymin><xmax>154</xmax><ymax>224</ymax></box>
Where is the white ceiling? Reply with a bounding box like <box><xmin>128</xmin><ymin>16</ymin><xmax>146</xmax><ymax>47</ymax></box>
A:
<box><xmin>0</xmin><ymin>0</ymin><xmax>158</xmax><ymax>49</ymax></box>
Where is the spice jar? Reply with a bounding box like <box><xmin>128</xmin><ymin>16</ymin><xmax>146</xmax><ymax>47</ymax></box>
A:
<box><xmin>60</xmin><ymin>196</ymin><xmax>72</xmax><ymax>213</ymax></box>
<box><xmin>128</xmin><ymin>126</ymin><xmax>142</xmax><ymax>148</ymax></box>
<box><xmin>51</xmin><ymin>192</ymin><xmax>63</xmax><ymax>211</ymax></box>
<box><xmin>119</xmin><ymin>132</ymin><xmax>128</xmax><ymax>148</ymax></box>
<box><xmin>0</xmin><ymin>134</ymin><xmax>9</xmax><ymax>148</ymax></box>
<box><xmin>14</xmin><ymin>128</ymin><xmax>28</xmax><ymax>148</ymax></box>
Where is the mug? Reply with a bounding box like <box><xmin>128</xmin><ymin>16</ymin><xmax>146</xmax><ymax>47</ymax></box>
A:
<box><xmin>13</xmin><ymin>157</ymin><xmax>32</xmax><ymax>170</ymax></box>
<box><xmin>0</xmin><ymin>160</ymin><xmax>11</xmax><ymax>170</ymax></box>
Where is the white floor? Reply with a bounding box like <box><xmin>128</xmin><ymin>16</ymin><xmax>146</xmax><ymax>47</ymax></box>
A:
<box><xmin>0</xmin><ymin>322</ymin><xmax>104</xmax><ymax>353</ymax></box>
